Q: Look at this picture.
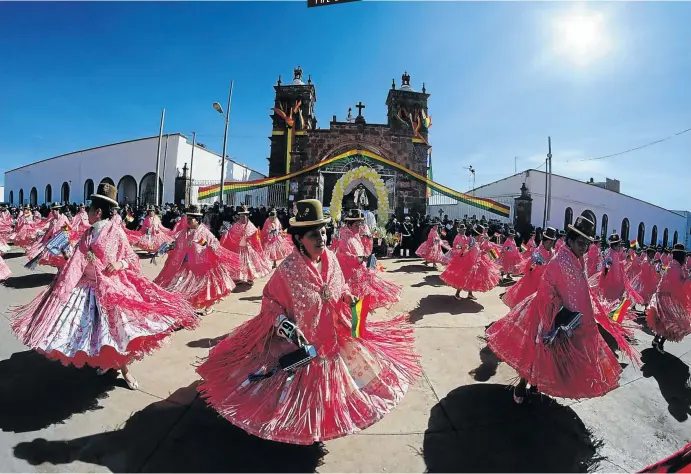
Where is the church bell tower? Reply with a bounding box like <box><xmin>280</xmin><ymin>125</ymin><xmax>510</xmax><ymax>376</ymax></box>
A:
<box><xmin>267</xmin><ymin>66</ymin><xmax>317</xmax><ymax>177</ymax></box>
<box><xmin>385</xmin><ymin>71</ymin><xmax>431</xmax><ymax>140</ymax></box>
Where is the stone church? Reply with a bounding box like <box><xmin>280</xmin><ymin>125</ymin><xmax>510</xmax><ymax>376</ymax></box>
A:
<box><xmin>267</xmin><ymin>66</ymin><xmax>432</xmax><ymax>218</ymax></box>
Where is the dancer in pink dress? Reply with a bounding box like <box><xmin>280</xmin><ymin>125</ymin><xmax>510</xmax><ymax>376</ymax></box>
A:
<box><xmin>440</xmin><ymin>224</ymin><xmax>501</xmax><ymax>301</ymax></box>
<box><xmin>13</xmin><ymin>207</ymin><xmax>39</xmax><ymax>249</ymax></box>
<box><xmin>0</xmin><ymin>231</ymin><xmax>11</xmax><ymax>281</ymax></box>
<box><xmin>486</xmin><ymin>217</ymin><xmax>633</xmax><ymax>404</ymax></box>
<box><xmin>646</xmin><ymin>244</ymin><xmax>691</xmax><ymax>354</ymax></box>
<box><xmin>444</xmin><ymin>223</ymin><xmax>469</xmax><ymax>261</ymax></box>
<box><xmin>261</xmin><ymin>208</ymin><xmax>293</xmax><ymax>268</ymax></box>
<box><xmin>130</xmin><ymin>207</ymin><xmax>173</xmax><ymax>253</ymax></box>
<box><xmin>0</xmin><ymin>205</ymin><xmax>14</xmax><ymax>242</ymax></box>
<box><xmin>415</xmin><ymin>222</ymin><xmax>450</xmax><ymax>267</ymax></box>
<box><xmin>499</xmin><ymin>229</ymin><xmax>522</xmax><ymax>280</ymax></box>
<box><xmin>154</xmin><ymin>205</ymin><xmax>241</xmax><ymax>315</ymax></box>
<box><xmin>70</xmin><ymin>204</ymin><xmax>91</xmax><ymax>235</ymax></box>
<box><xmin>10</xmin><ymin>182</ymin><xmax>198</xmax><ymax>390</ymax></box>
<box><xmin>335</xmin><ymin>209</ymin><xmax>402</xmax><ymax>310</ymax></box>
<box><xmin>630</xmin><ymin>247</ymin><xmax>662</xmax><ymax>309</ymax></box>
<box><xmin>360</xmin><ymin>222</ymin><xmax>374</xmax><ymax>256</ymax></box>
<box><xmin>502</xmin><ymin>227</ymin><xmax>557</xmax><ymax>309</ymax></box>
<box><xmin>196</xmin><ymin>199</ymin><xmax>421</xmax><ymax>445</ymax></box>
<box><xmin>220</xmin><ymin>206</ymin><xmax>271</xmax><ymax>285</ymax></box>
<box><xmin>25</xmin><ymin>203</ymin><xmax>73</xmax><ymax>269</ymax></box>
<box><xmin>584</xmin><ymin>236</ymin><xmax>602</xmax><ymax>277</ymax></box>
<box><xmin>590</xmin><ymin>233</ymin><xmax>643</xmax><ymax>312</ymax></box>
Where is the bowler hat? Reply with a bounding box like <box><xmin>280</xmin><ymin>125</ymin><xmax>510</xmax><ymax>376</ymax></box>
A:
<box><xmin>237</xmin><ymin>205</ymin><xmax>250</xmax><ymax>215</ymax></box>
<box><xmin>472</xmin><ymin>223</ymin><xmax>485</xmax><ymax>235</ymax></box>
<box><xmin>672</xmin><ymin>243</ymin><xmax>686</xmax><ymax>253</ymax></box>
<box><xmin>289</xmin><ymin>199</ymin><xmax>331</xmax><ymax>228</ymax></box>
<box><xmin>608</xmin><ymin>233</ymin><xmax>621</xmax><ymax>245</ymax></box>
<box><xmin>344</xmin><ymin>209</ymin><xmax>365</xmax><ymax>222</ymax></box>
<box><xmin>542</xmin><ymin>227</ymin><xmax>557</xmax><ymax>240</ymax></box>
<box><xmin>567</xmin><ymin>216</ymin><xmax>596</xmax><ymax>242</ymax></box>
<box><xmin>50</xmin><ymin>202</ymin><xmax>63</xmax><ymax>210</ymax></box>
<box><xmin>91</xmin><ymin>182</ymin><xmax>118</xmax><ymax>206</ymax></box>
<box><xmin>186</xmin><ymin>205</ymin><xmax>203</xmax><ymax>217</ymax></box>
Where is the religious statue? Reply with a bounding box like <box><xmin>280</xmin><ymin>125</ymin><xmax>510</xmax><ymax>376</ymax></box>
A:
<box><xmin>354</xmin><ymin>184</ymin><xmax>369</xmax><ymax>209</ymax></box>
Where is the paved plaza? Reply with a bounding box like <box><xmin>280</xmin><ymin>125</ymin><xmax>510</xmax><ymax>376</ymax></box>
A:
<box><xmin>1</xmin><ymin>249</ymin><xmax>690</xmax><ymax>472</ymax></box>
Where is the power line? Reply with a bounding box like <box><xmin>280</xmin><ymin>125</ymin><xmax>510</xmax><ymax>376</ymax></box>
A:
<box><xmin>566</xmin><ymin>126</ymin><xmax>691</xmax><ymax>163</ymax></box>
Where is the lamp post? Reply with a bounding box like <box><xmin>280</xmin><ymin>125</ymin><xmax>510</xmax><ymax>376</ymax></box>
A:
<box><xmin>213</xmin><ymin>81</ymin><xmax>234</xmax><ymax>206</ymax></box>
<box><xmin>463</xmin><ymin>166</ymin><xmax>476</xmax><ymax>195</ymax></box>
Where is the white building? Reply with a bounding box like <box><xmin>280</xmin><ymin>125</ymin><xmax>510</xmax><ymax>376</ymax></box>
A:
<box><xmin>4</xmin><ymin>134</ymin><xmax>265</xmax><ymax>207</ymax></box>
<box><xmin>432</xmin><ymin>169</ymin><xmax>688</xmax><ymax>247</ymax></box>
<box><xmin>0</xmin><ymin>186</ymin><xmax>4</xmax><ymax>203</ymax></box>
<box><xmin>671</xmin><ymin>210</ymin><xmax>691</xmax><ymax>249</ymax></box>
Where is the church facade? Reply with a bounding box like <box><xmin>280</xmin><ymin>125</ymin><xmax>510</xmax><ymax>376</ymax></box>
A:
<box><xmin>267</xmin><ymin>67</ymin><xmax>432</xmax><ymax>218</ymax></box>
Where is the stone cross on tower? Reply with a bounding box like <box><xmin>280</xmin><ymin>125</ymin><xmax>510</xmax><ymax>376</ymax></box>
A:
<box><xmin>355</xmin><ymin>101</ymin><xmax>365</xmax><ymax>116</ymax></box>
<box><xmin>354</xmin><ymin>101</ymin><xmax>366</xmax><ymax>124</ymax></box>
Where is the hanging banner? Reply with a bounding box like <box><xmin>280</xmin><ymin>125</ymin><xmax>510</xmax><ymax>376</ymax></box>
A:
<box><xmin>198</xmin><ymin>149</ymin><xmax>511</xmax><ymax>218</ymax></box>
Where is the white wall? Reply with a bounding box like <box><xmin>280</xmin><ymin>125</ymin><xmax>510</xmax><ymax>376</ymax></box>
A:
<box><xmin>0</xmin><ymin>186</ymin><xmax>4</xmax><ymax>202</ymax></box>
<box><xmin>4</xmin><ymin>135</ymin><xmax>186</xmax><ymax>205</ymax></box>
<box><xmin>472</xmin><ymin>169</ymin><xmax>686</xmax><ymax>246</ymax></box>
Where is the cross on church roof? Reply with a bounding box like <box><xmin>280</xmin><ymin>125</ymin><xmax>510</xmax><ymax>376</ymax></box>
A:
<box><xmin>355</xmin><ymin>101</ymin><xmax>366</xmax><ymax>116</ymax></box>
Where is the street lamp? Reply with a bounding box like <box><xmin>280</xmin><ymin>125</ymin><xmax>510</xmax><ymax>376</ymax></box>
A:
<box><xmin>463</xmin><ymin>166</ymin><xmax>476</xmax><ymax>195</ymax></box>
<box><xmin>213</xmin><ymin>80</ymin><xmax>234</xmax><ymax>206</ymax></box>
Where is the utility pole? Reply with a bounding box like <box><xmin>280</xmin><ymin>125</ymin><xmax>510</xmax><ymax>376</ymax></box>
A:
<box><xmin>547</xmin><ymin>136</ymin><xmax>553</xmax><ymax>224</ymax></box>
<box><xmin>188</xmin><ymin>132</ymin><xmax>196</xmax><ymax>205</ymax></box>
<box><xmin>161</xmin><ymin>135</ymin><xmax>169</xmax><ymax>202</ymax></box>
<box><xmin>217</xmin><ymin>81</ymin><xmax>234</xmax><ymax>206</ymax></box>
<box><xmin>514</xmin><ymin>156</ymin><xmax>517</xmax><ymax>174</ymax></box>
<box><xmin>154</xmin><ymin>108</ymin><xmax>165</xmax><ymax>206</ymax></box>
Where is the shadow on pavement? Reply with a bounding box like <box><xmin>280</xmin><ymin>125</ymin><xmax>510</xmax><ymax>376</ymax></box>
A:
<box><xmin>411</xmin><ymin>274</ymin><xmax>445</xmax><ymax>288</ymax></box>
<box><xmin>423</xmin><ymin>383</ymin><xmax>604</xmax><ymax>473</ymax></box>
<box><xmin>231</xmin><ymin>283</ymin><xmax>253</xmax><ymax>294</ymax></box>
<box><xmin>2</xmin><ymin>251</ymin><xmax>24</xmax><ymax>260</ymax></box>
<box><xmin>0</xmin><ymin>351</ymin><xmax>122</xmax><ymax>433</ymax></box>
<box><xmin>634</xmin><ymin>315</ymin><xmax>656</xmax><ymax>337</ymax></box>
<box><xmin>3</xmin><ymin>272</ymin><xmax>55</xmax><ymax>289</ymax></box>
<box><xmin>468</xmin><ymin>345</ymin><xmax>500</xmax><ymax>382</ymax></box>
<box><xmin>409</xmin><ymin>294</ymin><xmax>483</xmax><ymax>324</ymax></box>
<box><xmin>498</xmin><ymin>278</ymin><xmax>517</xmax><ymax>288</ymax></box>
<box><xmin>14</xmin><ymin>385</ymin><xmax>327</xmax><ymax>473</ymax></box>
<box><xmin>392</xmin><ymin>264</ymin><xmax>435</xmax><ymax>274</ymax></box>
<box><xmin>187</xmin><ymin>334</ymin><xmax>229</xmax><ymax>349</ymax></box>
<box><xmin>640</xmin><ymin>348</ymin><xmax>691</xmax><ymax>422</ymax></box>
<box><xmin>238</xmin><ymin>295</ymin><xmax>263</xmax><ymax>302</ymax></box>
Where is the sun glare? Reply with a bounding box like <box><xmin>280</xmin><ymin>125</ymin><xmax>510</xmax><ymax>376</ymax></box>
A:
<box><xmin>553</xmin><ymin>9</ymin><xmax>611</xmax><ymax>66</ymax></box>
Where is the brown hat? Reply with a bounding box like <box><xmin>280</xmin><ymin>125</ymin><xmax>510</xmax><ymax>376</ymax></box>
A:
<box><xmin>567</xmin><ymin>216</ymin><xmax>596</xmax><ymax>242</ymax></box>
<box><xmin>344</xmin><ymin>209</ymin><xmax>365</xmax><ymax>222</ymax></box>
<box><xmin>91</xmin><ymin>182</ymin><xmax>118</xmax><ymax>206</ymax></box>
<box><xmin>289</xmin><ymin>199</ymin><xmax>331</xmax><ymax>228</ymax></box>
<box><xmin>186</xmin><ymin>205</ymin><xmax>203</xmax><ymax>217</ymax></box>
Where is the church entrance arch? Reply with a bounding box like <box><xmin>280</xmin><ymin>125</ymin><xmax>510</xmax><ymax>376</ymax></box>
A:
<box><xmin>329</xmin><ymin>166</ymin><xmax>389</xmax><ymax>225</ymax></box>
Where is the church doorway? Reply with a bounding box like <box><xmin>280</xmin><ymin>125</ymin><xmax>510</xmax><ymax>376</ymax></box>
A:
<box><xmin>326</xmin><ymin>165</ymin><xmax>390</xmax><ymax>225</ymax></box>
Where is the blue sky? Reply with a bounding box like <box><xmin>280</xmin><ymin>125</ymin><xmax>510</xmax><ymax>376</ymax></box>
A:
<box><xmin>1</xmin><ymin>1</ymin><xmax>690</xmax><ymax>210</ymax></box>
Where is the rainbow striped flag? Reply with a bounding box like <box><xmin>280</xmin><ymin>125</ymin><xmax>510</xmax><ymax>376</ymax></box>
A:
<box><xmin>488</xmin><ymin>248</ymin><xmax>499</xmax><ymax>260</ymax></box>
<box><xmin>609</xmin><ymin>299</ymin><xmax>631</xmax><ymax>323</ymax></box>
<box><xmin>351</xmin><ymin>296</ymin><xmax>370</xmax><ymax>338</ymax></box>
<box><xmin>125</xmin><ymin>213</ymin><xmax>134</xmax><ymax>223</ymax></box>
<box><xmin>630</xmin><ymin>240</ymin><xmax>639</xmax><ymax>249</ymax></box>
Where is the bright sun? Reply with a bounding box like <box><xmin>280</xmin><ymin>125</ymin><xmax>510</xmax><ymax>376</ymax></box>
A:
<box><xmin>553</xmin><ymin>9</ymin><xmax>611</xmax><ymax>66</ymax></box>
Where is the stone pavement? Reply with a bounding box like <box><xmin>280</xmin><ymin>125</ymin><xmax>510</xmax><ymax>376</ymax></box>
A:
<box><xmin>0</xmin><ymin>249</ymin><xmax>690</xmax><ymax>472</ymax></box>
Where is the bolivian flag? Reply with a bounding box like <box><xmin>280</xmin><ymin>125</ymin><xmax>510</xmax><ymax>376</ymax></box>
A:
<box><xmin>488</xmin><ymin>248</ymin><xmax>500</xmax><ymax>260</ymax></box>
<box><xmin>630</xmin><ymin>240</ymin><xmax>639</xmax><ymax>249</ymax></box>
<box><xmin>351</xmin><ymin>296</ymin><xmax>370</xmax><ymax>338</ymax></box>
<box><xmin>197</xmin><ymin>238</ymin><xmax>208</xmax><ymax>247</ymax></box>
<box><xmin>125</xmin><ymin>213</ymin><xmax>134</xmax><ymax>223</ymax></box>
<box><xmin>520</xmin><ymin>244</ymin><xmax>528</xmax><ymax>252</ymax></box>
<box><xmin>609</xmin><ymin>299</ymin><xmax>631</xmax><ymax>323</ymax></box>
<box><xmin>62</xmin><ymin>224</ymin><xmax>71</xmax><ymax>232</ymax></box>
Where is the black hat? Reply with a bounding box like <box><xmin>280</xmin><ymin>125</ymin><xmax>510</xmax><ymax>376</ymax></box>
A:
<box><xmin>50</xmin><ymin>202</ymin><xmax>63</xmax><ymax>210</ymax></box>
<box><xmin>558</xmin><ymin>230</ymin><xmax>566</xmax><ymax>236</ymax></box>
<box><xmin>672</xmin><ymin>243</ymin><xmax>685</xmax><ymax>253</ymax></box>
<box><xmin>186</xmin><ymin>205</ymin><xmax>203</xmax><ymax>217</ymax></box>
<box><xmin>472</xmin><ymin>223</ymin><xmax>485</xmax><ymax>235</ymax></box>
<box><xmin>344</xmin><ymin>209</ymin><xmax>365</xmax><ymax>222</ymax></box>
<box><xmin>646</xmin><ymin>246</ymin><xmax>656</xmax><ymax>253</ymax></box>
<box><xmin>542</xmin><ymin>227</ymin><xmax>557</xmax><ymax>240</ymax></box>
<box><xmin>268</xmin><ymin>208</ymin><xmax>277</xmax><ymax>217</ymax></box>
<box><xmin>508</xmin><ymin>229</ymin><xmax>516</xmax><ymax>236</ymax></box>
<box><xmin>594</xmin><ymin>235</ymin><xmax>601</xmax><ymax>242</ymax></box>
<box><xmin>608</xmin><ymin>233</ymin><xmax>621</xmax><ymax>245</ymax></box>
<box><xmin>91</xmin><ymin>182</ymin><xmax>118</xmax><ymax>206</ymax></box>
<box><xmin>289</xmin><ymin>199</ymin><xmax>331</xmax><ymax>228</ymax></box>
<box><xmin>238</xmin><ymin>205</ymin><xmax>250</xmax><ymax>215</ymax></box>
<box><xmin>567</xmin><ymin>216</ymin><xmax>596</xmax><ymax>242</ymax></box>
